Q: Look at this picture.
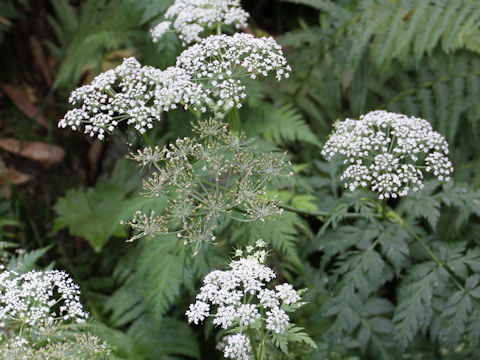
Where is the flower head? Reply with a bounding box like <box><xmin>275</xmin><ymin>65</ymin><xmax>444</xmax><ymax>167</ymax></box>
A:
<box><xmin>186</xmin><ymin>243</ymin><xmax>310</xmax><ymax>359</ymax></box>
<box><xmin>223</xmin><ymin>333</ymin><xmax>252</xmax><ymax>360</ymax></box>
<box><xmin>0</xmin><ymin>269</ymin><xmax>88</xmax><ymax>328</ymax></box>
<box><xmin>322</xmin><ymin>110</ymin><xmax>453</xmax><ymax>199</ymax></box>
<box><xmin>59</xmin><ymin>57</ymin><xmax>208</xmax><ymax>139</ymax></box>
<box><xmin>176</xmin><ymin>33</ymin><xmax>290</xmax><ymax>111</ymax></box>
<box><xmin>186</xmin><ymin>244</ymin><xmax>301</xmax><ymax>333</ymax></box>
<box><xmin>155</xmin><ymin>0</ymin><xmax>249</xmax><ymax>45</ymax></box>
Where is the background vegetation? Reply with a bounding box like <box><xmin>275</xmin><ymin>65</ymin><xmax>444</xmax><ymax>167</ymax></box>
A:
<box><xmin>1</xmin><ymin>0</ymin><xmax>480</xmax><ymax>359</ymax></box>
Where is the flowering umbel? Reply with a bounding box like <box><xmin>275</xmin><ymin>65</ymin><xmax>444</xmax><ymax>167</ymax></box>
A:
<box><xmin>186</xmin><ymin>241</ymin><xmax>313</xmax><ymax>359</ymax></box>
<box><xmin>127</xmin><ymin>118</ymin><xmax>290</xmax><ymax>246</ymax></box>
<box><xmin>176</xmin><ymin>33</ymin><xmax>291</xmax><ymax>112</ymax></box>
<box><xmin>151</xmin><ymin>0</ymin><xmax>249</xmax><ymax>45</ymax></box>
<box><xmin>0</xmin><ymin>269</ymin><xmax>88</xmax><ymax>328</ymax></box>
<box><xmin>322</xmin><ymin>110</ymin><xmax>453</xmax><ymax>199</ymax></box>
<box><xmin>58</xmin><ymin>57</ymin><xmax>208</xmax><ymax>140</ymax></box>
<box><xmin>59</xmin><ymin>34</ymin><xmax>290</xmax><ymax>139</ymax></box>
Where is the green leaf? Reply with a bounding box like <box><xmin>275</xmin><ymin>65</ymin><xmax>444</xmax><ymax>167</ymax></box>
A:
<box><xmin>272</xmin><ymin>324</ymin><xmax>317</xmax><ymax>354</ymax></box>
<box><xmin>6</xmin><ymin>245</ymin><xmax>52</xmax><ymax>272</ymax></box>
<box><xmin>53</xmin><ymin>184</ymin><xmax>131</xmax><ymax>251</ymax></box>
<box><xmin>393</xmin><ymin>261</ymin><xmax>448</xmax><ymax>346</ymax></box>
<box><xmin>137</xmin><ymin>236</ymin><xmax>184</xmax><ymax>317</ymax></box>
<box><xmin>244</xmin><ymin>103</ymin><xmax>322</xmax><ymax>147</ymax></box>
<box><xmin>127</xmin><ymin>315</ymin><xmax>200</xmax><ymax>359</ymax></box>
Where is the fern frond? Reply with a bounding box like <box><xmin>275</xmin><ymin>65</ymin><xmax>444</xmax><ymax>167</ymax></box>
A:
<box><xmin>136</xmin><ymin>236</ymin><xmax>184</xmax><ymax>317</ymax></box>
<box><xmin>230</xmin><ymin>212</ymin><xmax>305</xmax><ymax>274</ymax></box>
<box><xmin>47</xmin><ymin>0</ymin><xmax>146</xmax><ymax>88</ymax></box>
<box><xmin>351</xmin><ymin>0</ymin><xmax>480</xmax><ymax>67</ymax></box>
<box><xmin>379</xmin><ymin>53</ymin><xmax>480</xmax><ymax>145</ymax></box>
<box><xmin>244</xmin><ymin>104</ymin><xmax>321</xmax><ymax>147</ymax></box>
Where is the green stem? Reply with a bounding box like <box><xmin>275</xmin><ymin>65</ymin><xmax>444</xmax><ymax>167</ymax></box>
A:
<box><xmin>227</xmin><ymin>107</ymin><xmax>241</xmax><ymax>134</ymax></box>
<box><xmin>142</xmin><ymin>133</ymin><xmax>154</xmax><ymax>149</ymax></box>
<box><xmin>258</xmin><ymin>308</ymin><xmax>266</xmax><ymax>359</ymax></box>
<box><xmin>247</xmin><ymin>328</ymin><xmax>260</xmax><ymax>360</ymax></box>
<box><xmin>187</xmin><ymin>106</ymin><xmax>202</xmax><ymax>121</ymax></box>
<box><xmin>216</xmin><ymin>24</ymin><xmax>222</xmax><ymax>35</ymax></box>
<box><xmin>380</xmin><ymin>198</ymin><xmax>388</xmax><ymax>216</ymax></box>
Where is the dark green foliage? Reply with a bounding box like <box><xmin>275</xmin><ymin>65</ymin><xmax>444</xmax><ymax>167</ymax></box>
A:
<box><xmin>53</xmin><ymin>159</ymin><xmax>162</xmax><ymax>251</ymax></box>
<box><xmin>46</xmin><ymin>0</ymin><xmax>173</xmax><ymax>88</ymax></box>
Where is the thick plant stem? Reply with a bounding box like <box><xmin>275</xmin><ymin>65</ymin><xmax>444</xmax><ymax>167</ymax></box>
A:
<box><xmin>247</xmin><ymin>328</ymin><xmax>260</xmax><ymax>360</ymax></box>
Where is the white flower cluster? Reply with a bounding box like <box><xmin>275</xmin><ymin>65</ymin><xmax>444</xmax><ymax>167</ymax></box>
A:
<box><xmin>186</xmin><ymin>242</ymin><xmax>302</xmax><ymax>360</ymax></box>
<box><xmin>59</xmin><ymin>57</ymin><xmax>208</xmax><ymax>140</ymax></box>
<box><xmin>0</xmin><ymin>269</ymin><xmax>88</xmax><ymax>328</ymax></box>
<box><xmin>151</xmin><ymin>0</ymin><xmax>249</xmax><ymax>45</ymax></box>
<box><xmin>322</xmin><ymin>110</ymin><xmax>454</xmax><ymax>199</ymax></box>
<box><xmin>223</xmin><ymin>333</ymin><xmax>251</xmax><ymax>360</ymax></box>
<box><xmin>60</xmin><ymin>34</ymin><xmax>290</xmax><ymax>139</ymax></box>
<box><xmin>177</xmin><ymin>33</ymin><xmax>291</xmax><ymax>110</ymax></box>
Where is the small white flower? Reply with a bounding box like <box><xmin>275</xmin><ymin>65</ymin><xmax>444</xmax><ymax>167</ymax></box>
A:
<box><xmin>176</xmin><ymin>33</ymin><xmax>290</xmax><ymax>111</ymax></box>
<box><xmin>186</xmin><ymin>301</ymin><xmax>210</xmax><ymax>324</ymax></box>
<box><xmin>0</xmin><ymin>269</ymin><xmax>88</xmax><ymax>328</ymax></box>
<box><xmin>275</xmin><ymin>283</ymin><xmax>300</xmax><ymax>305</ymax></box>
<box><xmin>212</xmin><ymin>305</ymin><xmax>237</xmax><ymax>329</ymax></box>
<box><xmin>258</xmin><ymin>289</ymin><xmax>279</xmax><ymax>308</ymax></box>
<box><xmin>59</xmin><ymin>57</ymin><xmax>208</xmax><ymax>140</ymax></box>
<box><xmin>236</xmin><ymin>304</ymin><xmax>260</xmax><ymax>326</ymax></box>
<box><xmin>265</xmin><ymin>307</ymin><xmax>289</xmax><ymax>334</ymax></box>
<box><xmin>223</xmin><ymin>333</ymin><xmax>252</xmax><ymax>360</ymax></box>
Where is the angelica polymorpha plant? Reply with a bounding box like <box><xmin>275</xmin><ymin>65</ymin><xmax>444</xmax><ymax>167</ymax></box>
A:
<box><xmin>151</xmin><ymin>0</ymin><xmax>249</xmax><ymax>45</ymax></box>
<box><xmin>322</xmin><ymin>110</ymin><xmax>453</xmax><ymax>201</ymax></box>
<box><xmin>127</xmin><ymin>117</ymin><xmax>291</xmax><ymax>249</ymax></box>
<box><xmin>319</xmin><ymin>110</ymin><xmax>480</xmax><ymax>350</ymax></box>
<box><xmin>186</xmin><ymin>240</ymin><xmax>316</xmax><ymax>359</ymax></box>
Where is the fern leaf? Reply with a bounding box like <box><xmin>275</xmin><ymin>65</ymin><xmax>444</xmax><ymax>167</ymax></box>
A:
<box><xmin>231</xmin><ymin>212</ymin><xmax>304</xmax><ymax>273</ymax></box>
<box><xmin>6</xmin><ymin>246</ymin><xmax>51</xmax><ymax>272</ymax></box>
<box><xmin>413</xmin><ymin>2</ymin><xmax>444</xmax><ymax>61</ymax></box>
<box><xmin>244</xmin><ymin>104</ymin><xmax>321</xmax><ymax>147</ymax></box>
<box><xmin>137</xmin><ymin>236</ymin><xmax>184</xmax><ymax>317</ymax></box>
<box><xmin>104</xmin><ymin>275</ymin><xmax>146</xmax><ymax>327</ymax></box>
<box><xmin>127</xmin><ymin>315</ymin><xmax>200</xmax><ymax>359</ymax></box>
<box><xmin>395</xmin><ymin>0</ymin><xmax>430</xmax><ymax>61</ymax></box>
